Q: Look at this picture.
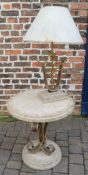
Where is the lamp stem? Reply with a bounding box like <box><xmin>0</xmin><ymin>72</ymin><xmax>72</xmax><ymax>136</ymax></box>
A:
<box><xmin>42</xmin><ymin>43</ymin><xmax>67</xmax><ymax>92</ymax></box>
<box><xmin>51</xmin><ymin>42</ymin><xmax>54</xmax><ymax>51</ymax></box>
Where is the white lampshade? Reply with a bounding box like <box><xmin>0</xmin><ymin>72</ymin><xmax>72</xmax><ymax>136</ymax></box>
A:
<box><xmin>23</xmin><ymin>6</ymin><xmax>83</xmax><ymax>44</ymax></box>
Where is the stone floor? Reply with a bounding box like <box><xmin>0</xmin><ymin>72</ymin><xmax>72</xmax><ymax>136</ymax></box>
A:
<box><xmin>0</xmin><ymin>116</ymin><xmax>88</xmax><ymax>175</ymax></box>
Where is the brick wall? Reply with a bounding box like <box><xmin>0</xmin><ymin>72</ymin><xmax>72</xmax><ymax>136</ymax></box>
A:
<box><xmin>0</xmin><ymin>0</ymin><xmax>87</xmax><ymax>116</ymax></box>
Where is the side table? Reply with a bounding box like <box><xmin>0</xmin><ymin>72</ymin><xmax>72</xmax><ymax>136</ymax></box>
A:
<box><xmin>7</xmin><ymin>89</ymin><xmax>74</xmax><ymax>170</ymax></box>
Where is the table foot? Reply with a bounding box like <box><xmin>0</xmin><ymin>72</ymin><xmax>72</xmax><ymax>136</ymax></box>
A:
<box><xmin>27</xmin><ymin>140</ymin><xmax>55</xmax><ymax>155</ymax></box>
<box><xmin>22</xmin><ymin>140</ymin><xmax>62</xmax><ymax>170</ymax></box>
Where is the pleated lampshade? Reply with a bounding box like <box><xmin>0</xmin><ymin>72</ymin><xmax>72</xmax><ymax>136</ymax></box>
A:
<box><xmin>23</xmin><ymin>6</ymin><xmax>83</xmax><ymax>44</ymax></box>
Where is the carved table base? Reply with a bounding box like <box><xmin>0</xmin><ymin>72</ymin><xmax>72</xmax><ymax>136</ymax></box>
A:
<box><xmin>27</xmin><ymin>123</ymin><xmax>55</xmax><ymax>155</ymax></box>
<box><xmin>22</xmin><ymin>140</ymin><xmax>62</xmax><ymax>170</ymax></box>
<box><xmin>7</xmin><ymin>89</ymin><xmax>74</xmax><ymax>170</ymax></box>
<box><xmin>22</xmin><ymin>122</ymin><xmax>62</xmax><ymax>170</ymax></box>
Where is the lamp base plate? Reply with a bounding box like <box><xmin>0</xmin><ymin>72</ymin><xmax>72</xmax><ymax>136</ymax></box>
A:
<box><xmin>38</xmin><ymin>90</ymin><xmax>67</xmax><ymax>103</ymax></box>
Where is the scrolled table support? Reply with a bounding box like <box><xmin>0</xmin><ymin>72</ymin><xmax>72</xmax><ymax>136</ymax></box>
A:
<box><xmin>27</xmin><ymin>122</ymin><xmax>55</xmax><ymax>155</ymax></box>
<box><xmin>7</xmin><ymin>89</ymin><xmax>74</xmax><ymax>170</ymax></box>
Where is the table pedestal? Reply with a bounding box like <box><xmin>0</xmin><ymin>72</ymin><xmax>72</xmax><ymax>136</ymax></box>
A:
<box><xmin>22</xmin><ymin>140</ymin><xmax>62</xmax><ymax>170</ymax></box>
<box><xmin>7</xmin><ymin>89</ymin><xmax>74</xmax><ymax>170</ymax></box>
<box><xmin>22</xmin><ymin>122</ymin><xmax>62</xmax><ymax>170</ymax></box>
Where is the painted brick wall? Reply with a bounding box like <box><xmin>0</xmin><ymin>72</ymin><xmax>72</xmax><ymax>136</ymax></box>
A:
<box><xmin>0</xmin><ymin>0</ymin><xmax>87</xmax><ymax>115</ymax></box>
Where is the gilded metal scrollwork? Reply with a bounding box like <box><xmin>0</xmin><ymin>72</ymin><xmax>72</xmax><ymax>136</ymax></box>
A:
<box><xmin>27</xmin><ymin>123</ymin><xmax>55</xmax><ymax>155</ymax></box>
<box><xmin>37</xmin><ymin>42</ymin><xmax>67</xmax><ymax>92</ymax></box>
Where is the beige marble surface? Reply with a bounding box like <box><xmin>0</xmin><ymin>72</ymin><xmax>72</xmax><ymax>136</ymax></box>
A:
<box><xmin>7</xmin><ymin>89</ymin><xmax>74</xmax><ymax>123</ymax></box>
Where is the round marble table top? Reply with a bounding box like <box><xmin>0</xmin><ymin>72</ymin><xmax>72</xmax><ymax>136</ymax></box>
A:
<box><xmin>7</xmin><ymin>89</ymin><xmax>74</xmax><ymax>123</ymax></box>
